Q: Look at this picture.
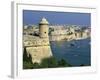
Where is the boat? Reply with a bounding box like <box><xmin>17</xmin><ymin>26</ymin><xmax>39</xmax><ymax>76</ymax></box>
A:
<box><xmin>70</xmin><ymin>42</ymin><xmax>76</xmax><ymax>47</ymax></box>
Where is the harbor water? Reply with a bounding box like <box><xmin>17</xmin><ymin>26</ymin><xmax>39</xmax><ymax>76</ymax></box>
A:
<box><xmin>50</xmin><ymin>38</ymin><xmax>91</xmax><ymax>66</ymax></box>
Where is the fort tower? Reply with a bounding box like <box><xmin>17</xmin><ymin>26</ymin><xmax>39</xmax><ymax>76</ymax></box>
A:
<box><xmin>39</xmin><ymin>17</ymin><xmax>49</xmax><ymax>38</ymax></box>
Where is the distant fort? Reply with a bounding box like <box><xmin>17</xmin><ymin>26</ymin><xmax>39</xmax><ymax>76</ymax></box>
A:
<box><xmin>23</xmin><ymin>17</ymin><xmax>90</xmax><ymax>64</ymax></box>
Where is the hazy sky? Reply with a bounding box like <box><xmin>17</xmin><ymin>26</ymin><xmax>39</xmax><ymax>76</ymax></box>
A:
<box><xmin>23</xmin><ymin>10</ymin><xmax>91</xmax><ymax>26</ymax></box>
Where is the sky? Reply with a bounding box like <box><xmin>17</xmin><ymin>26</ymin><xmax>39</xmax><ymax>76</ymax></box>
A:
<box><xmin>23</xmin><ymin>10</ymin><xmax>91</xmax><ymax>26</ymax></box>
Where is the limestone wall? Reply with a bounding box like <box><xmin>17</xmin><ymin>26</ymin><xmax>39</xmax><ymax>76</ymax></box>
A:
<box><xmin>26</xmin><ymin>46</ymin><xmax>52</xmax><ymax>63</ymax></box>
<box><xmin>23</xmin><ymin>35</ymin><xmax>53</xmax><ymax>64</ymax></box>
<box><xmin>49</xmin><ymin>32</ymin><xmax>90</xmax><ymax>41</ymax></box>
<box><xmin>23</xmin><ymin>35</ymin><xmax>50</xmax><ymax>47</ymax></box>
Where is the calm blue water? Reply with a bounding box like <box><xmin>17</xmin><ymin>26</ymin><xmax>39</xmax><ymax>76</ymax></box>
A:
<box><xmin>50</xmin><ymin>38</ymin><xmax>91</xmax><ymax>66</ymax></box>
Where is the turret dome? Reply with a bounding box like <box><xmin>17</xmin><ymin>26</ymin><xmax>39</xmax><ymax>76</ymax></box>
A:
<box><xmin>39</xmin><ymin>17</ymin><xmax>49</xmax><ymax>25</ymax></box>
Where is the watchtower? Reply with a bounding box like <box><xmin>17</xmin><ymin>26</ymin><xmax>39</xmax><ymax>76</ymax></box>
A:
<box><xmin>39</xmin><ymin>17</ymin><xmax>49</xmax><ymax>38</ymax></box>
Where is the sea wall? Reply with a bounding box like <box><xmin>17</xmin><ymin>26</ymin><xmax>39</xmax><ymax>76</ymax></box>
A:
<box><xmin>26</xmin><ymin>46</ymin><xmax>52</xmax><ymax>63</ymax></box>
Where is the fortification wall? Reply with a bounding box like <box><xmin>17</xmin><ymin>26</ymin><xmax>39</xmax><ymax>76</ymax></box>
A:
<box><xmin>26</xmin><ymin>45</ymin><xmax>52</xmax><ymax>64</ymax></box>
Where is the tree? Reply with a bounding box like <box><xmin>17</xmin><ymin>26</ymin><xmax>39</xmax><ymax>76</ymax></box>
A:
<box><xmin>58</xmin><ymin>59</ymin><xmax>72</xmax><ymax>67</ymax></box>
<box><xmin>48</xmin><ymin>57</ymin><xmax>58</xmax><ymax>68</ymax></box>
<box><xmin>40</xmin><ymin>59</ymin><xmax>48</xmax><ymax>68</ymax></box>
<box><xmin>23</xmin><ymin>47</ymin><xmax>33</xmax><ymax>69</ymax></box>
<box><xmin>23</xmin><ymin>61</ymin><xmax>33</xmax><ymax>69</ymax></box>
<box><xmin>58</xmin><ymin>59</ymin><xmax>67</xmax><ymax>67</ymax></box>
<box><xmin>33</xmin><ymin>63</ymin><xmax>40</xmax><ymax>68</ymax></box>
<box><xmin>23</xmin><ymin>47</ymin><xmax>31</xmax><ymax>62</ymax></box>
<box><xmin>40</xmin><ymin>57</ymin><xmax>58</xmax><ymax>68</ymax></box>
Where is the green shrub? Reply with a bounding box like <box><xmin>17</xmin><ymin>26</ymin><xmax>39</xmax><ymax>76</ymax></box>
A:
<box><xmin>23</xmin><ymin>47</ymin><xmax>33</xmax><ymax>69</ymax></box>
<box><xmin>40</xmin><ymin>57</ymin><xmax>58</xmax><ymax>68</ymax></box>
<box><xmin>58</xmin><ymin>59</ymin><xmax>72</xmax><ymax>67</ymax></box>
<box><xmin>23</xmin><ymin>61</ymin><xmax>33</xmax><ymax>69</ymax></box>
<box><xmin>33</xmin><ymin>63</ymin><xmax>40</xmax><ymax>68</ymax></box>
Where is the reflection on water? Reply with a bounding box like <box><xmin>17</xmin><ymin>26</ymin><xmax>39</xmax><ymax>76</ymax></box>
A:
<box><xmin>50</xmin><ymin>38</ymin><xmax>91</xmax><ymax>66</ymax></box>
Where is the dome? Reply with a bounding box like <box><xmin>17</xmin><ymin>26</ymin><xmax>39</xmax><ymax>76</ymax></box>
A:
<box><xmin>39</xmin><ymin>17</ymin><xmax>49</xmax><ymax>25</ymax></box>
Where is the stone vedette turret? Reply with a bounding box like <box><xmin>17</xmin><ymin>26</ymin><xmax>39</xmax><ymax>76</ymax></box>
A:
<box><xmin>23</xmin><ymin>17</ymin><xmax>53</xmax><ymax>64</ymax></box>
<box><xmin>39</xmin><ymin>17</ymin><xmax>49</xmax><ymax>38</ymax></box>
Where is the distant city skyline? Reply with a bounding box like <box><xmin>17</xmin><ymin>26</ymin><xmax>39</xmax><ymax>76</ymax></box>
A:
<box><xmin>23</xmin><ymin>10</ymin><xmax>91</xmax><ymax>27</ymax></box>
